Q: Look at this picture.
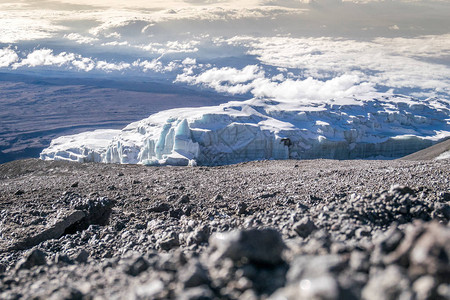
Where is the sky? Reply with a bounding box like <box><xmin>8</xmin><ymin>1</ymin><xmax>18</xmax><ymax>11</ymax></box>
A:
<box><xmin>0</xmin><ymin>0</ymin><xmax>449</xmax><ymax>101</ymax></box>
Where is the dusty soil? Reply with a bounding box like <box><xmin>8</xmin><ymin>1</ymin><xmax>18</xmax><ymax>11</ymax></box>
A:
<box><xmin>0</xmin><ymin>158</ymin><xmax>449</xmax><ymax>299</ymax></box>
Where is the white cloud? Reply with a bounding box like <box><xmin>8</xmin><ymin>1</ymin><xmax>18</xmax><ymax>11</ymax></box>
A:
<box><xmin>180</xmin><ymin>65</ymin><xmax>264</xmax><ymax>84</ymax></box>
<box><xmin>9</xmin><ymin>48</ymin><xmax>133</xmax><ymax>73</ymax></box>
<box><xmin>182</xmin><ymin>57</ymin><xmax>197</xmax><ymax>65</ymax></box>
<box><xmin>133</xmin><ymin>59</ymin><xmax>164</xmax><ymax>72</ymax></box>
<box><xmin>225</xmin><ymin>35</ymin><xmax>450</xmax><ymax>95</ymax></box>
<box><xmin>167</xmin><ymin>41</ymin><xmax>200</xmax><ymax>53</ymax></box>
<box><xmin>132</xmin><ymin>58</ymin><xmax>183</xmax><ymax>73</ymax></box>
<box><xmin>71</xmin><ymin>57</ymin><xmax>96</xmax><ymax>71</ymax></box>
<box><xmin>177</xmin><ymin>64</ymin><xmax>375</xmax><ymax>100</ymax></box>
<box><xmin>2</xmin><ymin>47</ymin><xmax>197</xmax><ymax>74</ymax></box>
<box><xmin>164</xmin><ymin>61</ymin><xmax>182</xmax><ymax>72</ymax></box>
<box><xmin>47</xmin><ymin>0</ymin><xmax>265</xmax><ymax>10</ymax></box>
<box><xmin>64</xmin><ymin>33</ymin><xmax>98</xmax><ymax>44</ymax></box>
<box><xmin>138</xmin><ymin>40</ymin><xmax>200</xmax><ymax>54</ymax></box>
<box><xmin>372</xmin><ymin>35</ymin><xmax>450</xmax><ymax>58</ymax></box>
<box><xmin>0</xmin><ymin>16</ymin><xmax>67</xmax><ymax>43</ymax></box>
<box><xmin>83</xmin><ymin>5</ymin><xmax>299</xmax><ymax>42</ymax></box>
<box><xmin>0</xmin><ymin>0</ymin><xmax>448</xmax><ymax>50</ymax></box>
<box><xmin>0</xmin><ymin>48</ymin><xmax>19</xmax><ymax>67</ymax></box>
<box><xmin>101</xmin><ymin>41</ymin><xmax>129</xmax><ymax>46</ymax></box>
<box><xmin>14</xmin><ymin>49</ymin><xmax>75</xmax><ymax>68</ymax></box>
<box><xmin>176</xmin><ymin>65</ymin><xmax>265</xmax><ymax>94</ymax></box>
<box><xmin>96</xmin><ymin>61</ymin><xmax>131</xmax><ymax>72</ymax></box>
<box><xmin>250</xmin><ymin>74</ymin><xmax>376</xmax><ymax>101</ymax></box>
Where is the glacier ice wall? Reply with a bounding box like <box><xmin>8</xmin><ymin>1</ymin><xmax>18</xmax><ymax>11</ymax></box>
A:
<box><xmin>40</xmin><ymin>129</ymin><xmax>121</xmax><ymax>163</ymax></box>
<box><xmin>40</xmin><ymin>94</ymin><xmax>450</xmax><ymax>165</ymax></box>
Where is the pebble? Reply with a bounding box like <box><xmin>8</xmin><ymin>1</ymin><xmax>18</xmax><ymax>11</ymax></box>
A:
<box><xmin>210</xmin><ymin>228</ymin><xmax>285</xmax><ymax>265</ymax></box>
<box><xmin>16</xmin><ymin>249</ymin><xmax>47</xmax><ymax>270</ymax></box>
<box><xmin>293</xmin><ymin>216</ymin><xmax>317</xmax><ymax>238</ymax></box>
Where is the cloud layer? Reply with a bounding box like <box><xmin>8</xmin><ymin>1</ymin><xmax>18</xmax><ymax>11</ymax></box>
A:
<box><xmin>176</xmin><ymin>65</ymin><xmax>376</xmax><ymax>101</ymax></box>
<box><xmin>0</xmin><ymin>0</ymin><xmax>449</xmax><ymax>103</ymax></box>
<box><xmin>222</xmin><ymin>35</ymin><xmax>450</xmax><ymax>97</ymax></box>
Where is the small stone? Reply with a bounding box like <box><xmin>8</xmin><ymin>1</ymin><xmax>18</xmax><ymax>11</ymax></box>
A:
<box><xmin>177</xmin><ymin>285</ymin><xmax>215</xmax><ymax>300</ymax></box>
<box><xmin>159</xmin><ymin>232</ymin><xmax>180</xmax><ymax>250</ymax></box>
<box><xmin>409</xmin><ymin>222</ymin><xmax>450</xmax><ymax>277</ymax></box>
<box><xmin>350</xmin><ymin>251</ymin><xmax>370</xmax><ymax>272</ymax></box>
<box><xmin>287</xmin><ymin>255</ymin><xmax>346</xmax><ymax>284</ymax></box>
<box><xmin>125</xmin><ymin>257</ymin><xmax>150</xmax><ymax>277</ymax></box>
<box><xmin>114</xmin><ymin>220</ymin><xmax>126</xmax><ymax>231</ymax></box>
<box><xmin>240</xmin><ymin>289</ymin><xmax>258</xmax><ymax>300</ymax></box>
<box><xmin>355</xmin><ymin>227</ymin><xmax>371</xmax><ymax>239</ymax></box>
<box><xmin>293</xmin><ymin>217</ymin><xmax>317</xmax><ymax>238</ymax></box>
<box><xmin>236</xmin><ymin>202</ymin><xmax>248</xmax><ymax>215</ymax></box>
<box><xmin>148</xmin><ymin>203</ymin><xmax>172</xmax><ymax>213</ymax></box>
<box><xmin>183</xmin><ymin>205</ymin><xmax>193</xmax><ymax>217</ymax></box>
<box><xmin>71</xmin><ymin>182</ymin><xmax>79</xmax><ymax>188</ymax></box>
<box><xmin>270</xmin><ymin>275</ymin><xmax>339</xmax><ymax>300</ymax></box>
<box><xmin>179</xmin><ymin>194</ymin><xmax>190</xmax><ymax>204</ymax></box>
<box><xmin>362</xmin><ymin>265</ymin><xmax>412</xmax><ymax>300</ymax></box>
<box><xmin>213</xmin><ymin>194</ymin><xmax>224</xmax><ymax>201</ymax></box>
<box><xmin>437</xmin><ymin>284</ymin><xmax>450</xmax><ymax>299</ymax></box>
<box><xmin>167</xmin><ymin>194</ymin><xmax>178</xmax><ymax>201</ymax></box>
<box><xmin>296</xmin><ymin>203</ymin><xmax>309</xmax><ymax>213</ymax></box>
<box><xmin>309</xmin><ymin>195</ymin><xmax>322</xmax><ymax>202</ymax></box>
<box><xmin>389</xmin><ymin>185</ymin><xmax>415</xmax><ymax>196</ymax></box>
<box><xmin>169</xmin><ymin>208</ymin><xmax>184</xmax><ymax>219</ymax></box>
<box><xmin>131</xmin><ymin>280</ymin><xmax>164</xmax><ymax>299</ymax></box>
<box><xmin>135</xmin><ymin>223</ymin><xmax>146</xmax><ymax>230</ymax></box>
<box><xmin>299</xmin><ymin>275</ymin><xmax>340</xmax><ymax>300</ymax></box>
<box><xmin>14</xmin><ymin>190</ymin><xmax>25</xmax><ymax>196</ymax></box>
<box><xmin>378</xmin><ymin>226</ymin><xmax>405</xmax><ymax>253</ymax></box>
<box><xmin>48</xmin><ymin>286</ymin><xmax>83</xmax><ymax>300</ymax></box>
<box><xmin>432</xmin><ymin>202</ymin><xmax>450</xmax><ymax>221</ymax></box>
<box><xmin>16</xmin><ymin>249</ymin><xmax>47</xmax><ymax>270</ymax></box>
<box><xmin>179</xmin><ymin>261</ymin><xmax>209</xmax><ymax>288</ymax></box>
<box><xmin>75</xmin><ymin>249</ymin><xmax>89</xmax><ymax>263</ymax></box>
<box><xmin>54</xmin><ymin>254</ymin><xmax>73</xmax><ymax>265</ymax></box>
<box><xmin>413</xmin><ymin>276</ymin><xmax>437</xmax><ymax>300</ymax></box>
<box><xmin>210</xmin><ymin>228</ymin><xmax>285</xmax><ymax>265</ymax></box>
<box><xmin>186</xmin><ymin>225</ymin><xmax>210</xmax><ymax>246</ymax></box>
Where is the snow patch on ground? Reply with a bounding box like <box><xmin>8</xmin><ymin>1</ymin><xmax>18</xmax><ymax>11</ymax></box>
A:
<box><xmin>435</xmin><ymin>151</ymin><xmax>450</xmax><ymax>160</ymax></box>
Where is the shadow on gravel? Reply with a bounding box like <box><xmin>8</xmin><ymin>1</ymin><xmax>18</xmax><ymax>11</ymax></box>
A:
<box><xmin>5</xmin><ymin>195</ymin><xmax>113</xmax><ymax>252</ymax></box>
<box><xmin>63</xmin><ymin>201</ymin><xmax>112</xmax><ymax>235</ymax></box>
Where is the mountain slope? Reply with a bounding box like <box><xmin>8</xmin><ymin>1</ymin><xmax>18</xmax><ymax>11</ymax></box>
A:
<box><xmin>399</xmin><ymin>138</ymin><xmax>450</xmax><ymax>161</ymax></box>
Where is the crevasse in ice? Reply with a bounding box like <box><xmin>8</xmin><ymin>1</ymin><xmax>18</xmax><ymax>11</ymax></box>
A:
<box><xmin>40</xmin><ymin>94</ymin><xmax>450</xmax><ymax>165</ymax></box>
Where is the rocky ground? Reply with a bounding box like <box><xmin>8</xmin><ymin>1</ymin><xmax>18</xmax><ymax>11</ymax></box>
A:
<box><xmin>0</xmin><ymin>158</ymin><xmax>449</xmax><ymax>300</ymax></box>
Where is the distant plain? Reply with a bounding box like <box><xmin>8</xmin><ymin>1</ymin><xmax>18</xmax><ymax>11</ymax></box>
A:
<box><xmin>0</xmin><ymin>74</ymin><xmax>232</xmax><ymax>163</ymax></box>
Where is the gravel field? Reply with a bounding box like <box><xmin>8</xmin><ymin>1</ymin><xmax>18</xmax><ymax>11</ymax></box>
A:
<box><xmin>0</xmin><ymin>158</ymin><xmax>449</xmax><ymax>299</ymax></box>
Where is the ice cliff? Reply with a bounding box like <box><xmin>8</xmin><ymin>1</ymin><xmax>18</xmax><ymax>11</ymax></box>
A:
<box><xmin>40</xmin><ymin>94</ymin><xmax>450</xmax><ymax>165</ymax></box>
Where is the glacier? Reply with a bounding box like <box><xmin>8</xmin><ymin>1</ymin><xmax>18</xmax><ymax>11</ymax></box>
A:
<box><xmin>40</xmin><ymin>94</ymin><xmax>450</xmax><ymax>166</ymax></box>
